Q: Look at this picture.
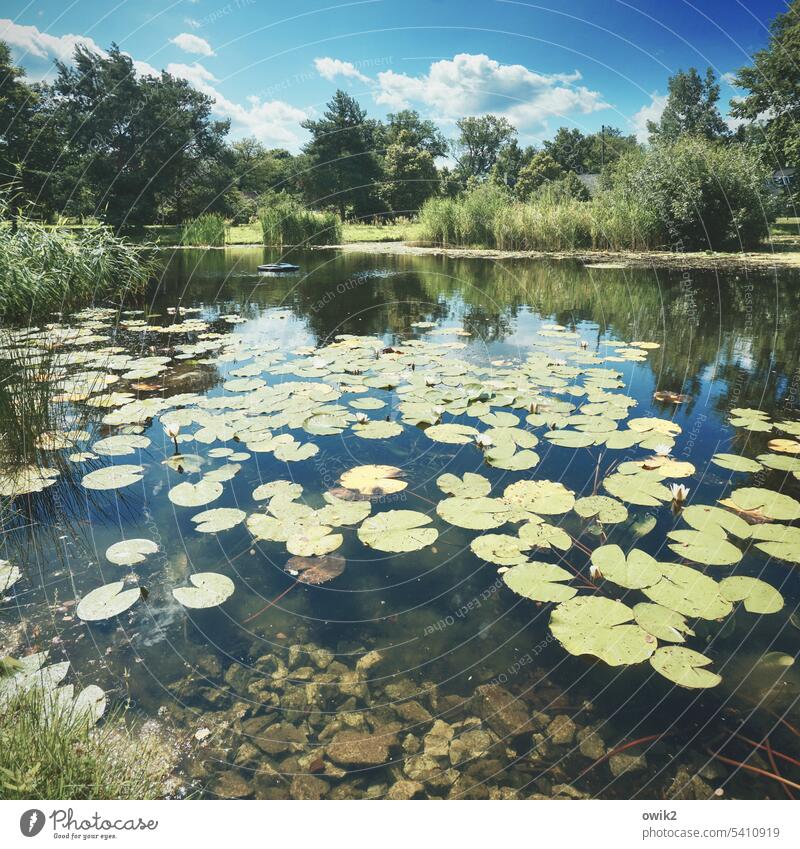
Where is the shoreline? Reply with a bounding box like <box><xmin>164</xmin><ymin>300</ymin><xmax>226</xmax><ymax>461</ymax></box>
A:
<box><xmin>154</xmin><ymin>240</ymin><xmax>800</xmax><ymax>270</ymax></box>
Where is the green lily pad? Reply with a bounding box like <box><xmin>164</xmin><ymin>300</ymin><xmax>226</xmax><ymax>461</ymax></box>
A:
<box><xmin>436</xmin><ymin>471</ymin><xmax>491</xmax><ymax>499</ymax></box>
<box><xmin>168</xmin><ymin>479</ymin><xmax>223</xmax><ymax>508</ymax></box>
<box><xmin>252</xmin><ymin>480</ymin><xmax>303</xmax><ymax>501</ymax></box>
<box><xmin>191</xmin><ymin>508</ymin><xmax>246</xmax><ymax>533</ymax></box>
<box><xmin>81</xmin><ymin>464</ymin><xmax>144</xmax><ymax>491</ymax></box>
<box><xmin>680</xmin><ymin>504</ymin><xmax>752</xmax><ymax>539</ymax></box>
<box><xmin>424</xmin><ymin>423</ymin><xmax>479</xmax><ymax>444</ymax></box>
<box><xmin>92</xmin><ymin>434</ymin><xmax>150</xmax><ymax>457</ymax></box>
<box><xmin>549</xmin><ymin>596</ymin><xmax>656</xmax><ymax>666</ymax></box>
<box><xmin>274</xmin><ymin>441</ymin><xmax>319</xmax><ymax>462</ymax></box>
<box><xmin>437</xmin><ymin>496</ymin><xmax>511</xmax><ymax>530</ymax></box>
<box><xmin>723</xmin><ymin>487</ymin><xmax>800</xmax><ymax>521</ymax></box>
<box><xmin>603</xmin><ymin>471</ymin><xmax>671</xmax><ymax>506</ymax></box>
<box><xmin>317</xmin><ymin>492</ymin><xmax>371</xmax><ymax>526</ymax></box>
<box><xmin>486</xmin><ymin>449</ymin><xmax>540</xmax><ymax>471</ymax></box>
<box><xmin>503</xmin><ymin>561</ymin><xmax>577</xmax><ymax>603</ymax></box>
<box><xmin>642</xmin><ymin>563</ymin><xmax>732</xmax><ymax>620</ymax></box>
<box><xmin>667</xmin><ymin>529</ymin><xmax>743</xmax><ymax>566</ymax></box>
<box><xmin>573</xmin><ymin>495</ymin><xmax>628</xmax><ymax>524</ymax></box>
<box><xmin>711</xmin><ymin>453</ymin><xmax>763</xmax><ymax>473</ymax></box>
<box><xmin>77</xmin><ymin>581</ymin><xmax>142</xmax><ymax>621</ymax></box>
<box><xmin>633</xmin><ymin>603</ymin><xmax>694</xmax><ymax>643</ymax></box>
<box><xmin>518</xmin><ymin>519</ymin><xmax>571</xmax><ymax>551</ymax></box>
<box><xmin>719</xmin><ymin>576</ymin><xmax>783</xmax><ymax>614</ymax></box>
<box><xmin>543</xmin><ymin>429</ymin><xmax>596</xmax><ymax>449</ymax></box>
<box><xmin>750</xmin><ymin>523</ymin><xmax>800</xmax><ymax>563</ymax></box>
<box><xmin>286</xmin><ymin>524</ymin><xmax>343</xmax><ymax>557</ymax></box>
<box><xmin>340</xmin><ymin>465</ymin><xmax>406</xmax><ymax>496</ymax></box>
<box><xmin>105</xmin><ymin>538</ymin><xmax>158</xmax><ymax>566</ymax></box>
<box><xmin>358</xmin><ymin>510</ymin><xmax>438</xmax><ymax>552</ymax></box>
<box><xmin>172</xmin><ymin>572</ymin><xmax>234</xmax><ymax>609</ymax></box>
<box><xmin>353</xmin><ymin>420</ymin><xmax>403</xmax><ymax>439</ymax></box>
<box><xmin>591</xmin><ymin>544</ymin><xmax>663</xmax><ymax>589</ymax></box>
<box><xmin>503</xmin><ymin>480</ymin><xmax>575</xmax><ymax>515</ymax></box>
<box><xmin>471</xmin><ymin>534</ymin><xmax>530</xmax><ymax>566</ymax></box>
<box><xmin>650</xmin><ymin>646</ymin><xmax>721</xmax><ymax>689</ymax></box>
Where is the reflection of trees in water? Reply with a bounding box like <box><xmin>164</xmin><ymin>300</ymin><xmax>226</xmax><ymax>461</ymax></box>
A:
<box><xmin>158</xmin><ymin>248</ymin><xmax>800</xmax><ymax>418</ymax></box>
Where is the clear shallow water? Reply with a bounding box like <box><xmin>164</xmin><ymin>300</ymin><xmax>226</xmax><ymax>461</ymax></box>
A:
<box><xmin>2</xmin><ymin>247</ymin><xmax>800</xmax><ymax>799</ymax></box>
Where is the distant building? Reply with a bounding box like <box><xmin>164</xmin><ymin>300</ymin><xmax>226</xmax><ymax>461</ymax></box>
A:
<box><xmin>772</xmin><ymin>167</ymin><xmax>796</xmax><ymax>188</ymax></box>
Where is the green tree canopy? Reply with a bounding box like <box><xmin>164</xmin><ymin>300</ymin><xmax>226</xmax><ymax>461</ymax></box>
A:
<box><xmin>647</xmin><ymin>67</ymin><xmax>728</xmax><ymax>144</ymax></box>
<box><xmin>384</xmin><ymin>110</ymin><xmax>447</xmax><ymax>158</ymax></box>
<box><xmin>452</xmin><ymin>115</ymin><xmax>517</xmax><ymax>183</ymax></box>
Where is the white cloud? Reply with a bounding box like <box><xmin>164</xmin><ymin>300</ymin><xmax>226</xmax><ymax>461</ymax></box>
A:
<box><xmin>167</xmin><ymin>62</ymin><xmax>308</xmax><ymax>148</ymax></box>
<box><xmin>170</xmin><ymin>32</ymin><xmax>214</xmax><ymax>57</ymax></box>
<box><xmin>372</xmin><ymin>53</ymin><xmax>607</xmax><ymax>131</ymax></box>
<box><xmin>314</xmin><ymin>57</ymin><xmax>369</xmax><ymax>83</ymax></box>
<box><xmin>629</xmin><ymin>91</ymin><xmax>668</xmax><ymax>142</ymax></box>
<box><xmin>721</xmin><ymin>71</ymin><xmax>740</xmax><ymax>88</ymax></box>
<box><xmin>0</xmin><ymin>18</ymin><xmax>104</xmax><ymax>62</ymax></box>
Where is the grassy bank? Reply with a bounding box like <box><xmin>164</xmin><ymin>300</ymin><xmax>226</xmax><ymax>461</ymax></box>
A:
<box><xmin>0</xmin><ymin>689</ymin><xmax>169</xmax><ymax>799</ymax></box>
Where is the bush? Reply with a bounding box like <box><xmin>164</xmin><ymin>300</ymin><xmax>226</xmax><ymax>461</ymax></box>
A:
<box><xmin>0</xmin><ymin>212</ymin><xmax>154</xmax><ymax>320</ymax></box>
<box><xmin>259</xmin><ymin>199</ymin><xmax>342</xmax><ymax>246</ymax></box>
<box><xmin>179</xmin><ymin>213</ymin><xmax>227</xmax><ymax>246</ymax></box>
<box><xmin>0</xmin><ymin>688</ymin><xmax>169</xmax><ymax>800</ymax></box>
<box><xmin>419</xmin><ymin>138</ymin><xmax>774</xmax><ymax>252</ymax></box>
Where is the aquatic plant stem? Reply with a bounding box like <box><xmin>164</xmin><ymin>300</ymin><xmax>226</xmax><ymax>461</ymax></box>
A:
<box><xmin>578</xmin><ymin>733</ymin><xmax>666</xmax><ymax>779</ymax></box>
<box><xmin>765</xmin><ymin>736</ymin><xmax>795</xmax><ymax>800</ymax></box>
<box><xmin>705</xmin><ymin>749</ymin><xmax>800</xmax><ymax>793</ymax></box>
<box><xmin>242</xmin><ymin>582</ymin><xmax>297</xmax><ymax>624</ymax></box>
<box><xmin>733</xmin><ymin>733</ymin><xmax>800</xmax><ymax>769</ymax></box>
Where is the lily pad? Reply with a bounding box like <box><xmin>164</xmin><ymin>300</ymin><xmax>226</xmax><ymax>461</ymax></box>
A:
<box><xmin>77</xmin><ymin>581</ymin><xmax>142</xmax><ymax>621</ymax></box>
<box><xmin>503</xmin><ymin>480</ymin><xmax>575</xmax><ymax>515</ymax></box>
<box><xmin>719</xmin><ymin>576</ymin><xmax>783</xmax><ymax>614</ymax></box>
<box><xmin>424</xmin><ymin>423</ymin><xmax>479</xmax><ymax>444</ymax></box>
<box><xmin>288</xmin><ymin>554</ymin><xmax>346</xmax><ymax>585</ymax></box>
<box><xmin>353</xmin><ymin>420</ymin><xmax>403</xmax><ymax>439</ymax></box>
<box><xmin>642</xmin><ymin>563</ymin><xmax>732</xmax><ymax>620</ymax></box>
<box><xmin>750</xmin><ymin>523</ymin><xmax>800</xmax><ymax>563</ymax></box>
<box><xmin>172</xmin><ymin>572</ymin><xmax>234</xmax><ymax>609</ymax></box>
<box><xmin>437</xmin><ymin>496</ymin><xmax>511</xmax><ymax>530</ymax></box>
<box><xmin>105</xmin><ymin>538</ymin><xmax>158</xmax><ymax>566</ymax></box>
<box><xmin>518</xmin><ymin>519</ymin><xmax>571</xmax><ymax>551</ymax></box>
<box><xmin>168</xmin><ymin>479</ymin><xmax>223</xmax><ymax>508</ymax></box>
<box><xmin>340</xmin><ymin>465</ymin><xmax>406</xmax><ymax>497</ymax></box>
<box><xmin>711</xmin><ymin>453</ymin><xmax>763</xmax><ymax>473</ymax></box>
<box><xmin>286</xmin><ymin>525</ymin><xmax>343</xmax><ymax>557</ymax></box>
<box><xmin>667</xmin><ymin>529</ymin><xmax>743</xmax><ymax>566</ymax></box>
<box><xmin>82</xmin><ymin>464</ymin><xmax>144</xmax><ymax>491</ymax></box>
<box><xmin>633</xmin><ymin>603</ymin><xmax>694</xmax><ymax>643</ymax></box>
<box><xmin>191</xmin><ymin>508</ymin><xmax>246</xmax><ymax>533</ymax></box>
<box><xmin>722</xmin><ymin>487</ymin><xmax>800</xmax><ymax>521</ymax></box>
<box><xmin>591</xmin><ymin>545</ymin><xmax>663</xmax><ymax>589</ymax></box>
<box><xmin>573</xmin><ymin>495</ymin><xmax>628</xmax><ymax>524</ymax></box>
<box><xmin>358</xmin><ymin>510</ymin><xmax>438</xmax><ymax>552</ymax></box>
<box><xmin>436</xmin><ymin>471</ymin><xmax>491</xmax><ymax>498</ymax></box>
<box><xmin>471</xmin><ymin>534</ymin><xmax>530</xmax><ymax>566</ymax></box>
<box><xmin>503</xmin><ymin>561</ymin><xmax>577</xmax><ymax>603</ymax></box>
<box><xmin>650</xmin><ymin>646</ymin><xmax>721</xmax><ymax>689</ymax></box>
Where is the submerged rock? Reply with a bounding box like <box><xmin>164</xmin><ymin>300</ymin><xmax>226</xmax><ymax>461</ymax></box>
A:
<box><xmin>326</xmin><ymin>730</ymin><xmax>391</xmax><ymax>766</ymax></box>
<box><xmin>289</xmin><ymin>774</ymin><xmax>330</xmax><ymax>800</ymax></box>
<box><xmin>386</xmin><ymin>779</ymin><xmax>424</xmax><ymax>800</ymax></box>
<box><xmin>210</xmin><ymin>771</ymin><xmax>251</xmax><ymax>799</ymax></box>
<box><xmin>577</xmin><ymin>726</ymin><xmax>606</xmax><ymax>760</ymax></box>
<box><xmin>666</xmin><ymin>766</ymin><xmax>716</xmax><ymax>800</ymax></box>
<box><xmin>473</xmin><ymin>684</ymin><xmax>532</xmax><ymax>738</ymax></box>
<box><xmin>547</xmin><ymin>715</ymin><xmax>577</xmax><ymax>746</ymax></box>
<box><xmin>609</xmin><ymin>752</ymin><xmax>647</xmax><ymax>777</ymax></box>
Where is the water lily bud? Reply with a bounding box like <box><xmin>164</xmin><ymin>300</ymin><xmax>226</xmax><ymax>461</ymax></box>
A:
<box><xmin>163</xmin><ymin>422</ymin><xmax>180</xmax><ymax>439</ymax></box>
<box><xmin>669</xmin><ymin>483</ymin><xmax>690</xmax><ymax>503</ymax></box>
<box><xmin>474</xmin><ymin>433</ymin><xmax>493</xmax><ymax>449</ymax></box>
<box><xmin>355</xmin><ymin>412</ymin><xmax>369</xmax><ymax>424</ymax></box>
<box><xmin>589</xmin><ymin>562</ymin><xmax>602</xmax><ymax>580</ymax></box>
<box><xmin>653</xmin><ymin>444</ymin><xmax>672</xmax><ymax>457</ymax></box>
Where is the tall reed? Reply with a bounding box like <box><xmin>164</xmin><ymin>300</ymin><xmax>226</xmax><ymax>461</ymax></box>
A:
<box><xmin>260</xmin><ymin>199</ymin><xmax>342</xmax><ymax>246</ymax></box>
<box><xmin>179</xmin><ymin>213</ymin><xmax>227</xmax><ymax>246</ymax></box>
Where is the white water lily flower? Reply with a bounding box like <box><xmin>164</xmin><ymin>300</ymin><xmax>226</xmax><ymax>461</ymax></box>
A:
<box><xmin>580</xmin><ymin>340</ymin><xmax>589</xmax><ymax>349</ymax></box>
<box><xmin>425</xmin><ymin>375</ymin><xmax>438</xmax><ymax>387</ymax></box>
<box><xmin>432</xmin><ymin>405</ymin><xmax>445</xmax><ymax>421</ymax></box>
<box><xmin>355</xmin><ymin>412</ymin><xmax>369</xmax><ymax>424</ymax></box>
<box><xmin>474</xmin><ymin>433</ymin><xmax>494</xmax><ymax>449</ymax></box>
<box><xmin>311</xmin><ymin>357</ymin><xmax>327</xmax><ymax>369</ymax></box>
<box><xmin>529</xmin><ymin>401</ymin><xmax>539</xmax><ymax>414</ymax></box>
<box><xmin>669</xmin><ymin>483</ymin><xmax>690</xmax><ymax>503</ymax></box>
<box><xmin>653</xmin><ymin>444</ymin><xmax>672</xmax><ymax>457</ymax></box>
<box><xmin>163</xmin><ymin>422</ymin><xmax>180</xmax><ymax>439</ymax></box>
<box><xmin>589</xmin><ymin>562</ymin><xmax>602</xmax><ymax>580</ymax></box>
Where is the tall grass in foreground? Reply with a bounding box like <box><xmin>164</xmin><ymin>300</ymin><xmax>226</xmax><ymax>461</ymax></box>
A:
<box><xmin>179</xmin><ymin>213</ymin><xmax>227</xmax><ymax>246</ymax></box>
<box><xmin>260</xmin><ymin>199</ymin><xmax>342</xmax><ymax>246</ymax></box>
<box><xmin>0</xmin><ymin>689</ymin><xmax>168</xmax><ymax>799</ymax></box>
<box><xmin>0</xmin><ymin>214</ymin><xmax>154</xmax><ymax>319</ymax></box>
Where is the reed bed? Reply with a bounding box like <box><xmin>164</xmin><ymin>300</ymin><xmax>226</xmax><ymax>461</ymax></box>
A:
<box><xmin>259</xmin><ymin>200</ymin><xmax>342</xmax><ymax>246</ymax></box>
<box><xmin>179</xmin><ymin>213</ymin><xmax>227</xmax><ymax>246</ymax></box>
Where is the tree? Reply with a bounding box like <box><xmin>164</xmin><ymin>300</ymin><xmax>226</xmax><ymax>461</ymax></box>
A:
<box><xmin>452</xmin><ymin>115</ymin><xmax>517</xmax><ymax>183</ymax></box>
<box><xmin>584</xmin><ymin>126</ymin><xmax>639</xmax><ymax>172</ymax></box>
<box><xmin>379</xmin><ymin>130</ymin><xmax>438</xmax><ymax>214</ymax></box>
<box><xmin>731</xmin><ymin>0</ymin><xmax>800</xmax><ymax>169</ymax></box>
<box><xmin>647</xmin><ymin>67</ymin><xmax>728</xmax><ymax>144</ymax></box>
<box><xmin>301</xmin><ymin>90</ymin><xmax>383</xmax><ymax>218</ymax></box>
<box><xmin>384</xmin><ymin>110</ymin><xmax>447</xmax><ymax>158</ymax></box>
<box><xmin>543</xmin><ymin>127</ymin><xmax>592</xmax><ymax>173</ymax></box>
<box><xmin>489</xmin><ymin>140</ymin><xmax>535</xmax><ymax>189</ymax></box>
<box><xmin>0</xmin><ymin>42</ymin><xmax>37</xmax><ymax>204</ymax></box>
<box><xmin>515</xmin><ymin>151</ymin><xmax>564</xmax><ymax>199</ymax></box>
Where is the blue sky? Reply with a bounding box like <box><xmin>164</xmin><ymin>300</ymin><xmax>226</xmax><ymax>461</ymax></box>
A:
<box><xmin>0</xmin><ymin>0</ymin><xmax>784</xmax><ymax>151</ymax></box>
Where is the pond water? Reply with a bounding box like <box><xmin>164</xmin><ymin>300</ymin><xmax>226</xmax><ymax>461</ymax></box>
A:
<box><xmin>2</xmin><ymin>246</ymin><xmax>799</xmax><ymax>800</ymax></box>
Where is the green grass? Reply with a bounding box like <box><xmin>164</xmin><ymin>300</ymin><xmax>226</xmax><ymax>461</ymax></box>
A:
<box><xmin>342</xmin><ymin>220</ymin><xmax>422</xmax><ymax>242</ymax></box>
<box><xmin>0</xmin><ymin>689</ymin><xmax>169</xmax><ymax>800</ymax></box>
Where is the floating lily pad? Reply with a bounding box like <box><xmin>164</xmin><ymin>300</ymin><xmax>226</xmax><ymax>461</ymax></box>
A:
<box><xmin>317</xmin><ymin>492</ymin><xmax>371</xmax><ymax>526</ymax></box>
<box><xmin>168</xmin><ymin>479</ymin><xmax>223</xmax><ymax>508</ymax></box>
<box><xmin>353</xmin><ymin>420</ymin><xmax>403</xmax><ymax>439</ymax></box>
<box><xmin>288</xmin><ymin>554</ymin><xmax>346</xmax><ymax>585</ymax></box>
<box><xmin>667</xmin><ymin>529</ymin><xmax>743</xmax><ymax>566</ymax></box>
<box><xmin>172</xmin><ymin>572</ymin><xmax>234</xmax><ymax>608</ymax></box>
<box><xmin>711</xmin><ymin>453</ymin><xmax>763</xmax><ymax>473</ymax></box>
<box><xmin>105</xmin><ymin>538</ymin><xmax>158</xmax><ymax>566</ymax></box>
<box><xmin>503</xmin><ymin>480</ymin><xmax>575</xmax><ymax>515</ymax></box>
<box><xmin>191</xmin><ymin>507</ymin><xmax>246</xmax><ymax>533</ymax></box>
<box><xmin>502</xmin><ymin>561</ymin><xmax>576</xmax><ymax>603</ymax></box>
<box><xmin>77</xmin><ymin>581</ymin><xmax>142</xmax><ymax>621</ymax></box>
<box><xmin>518</xmin><ymin>519</ymin><xmax>571</xmax><ymax>551</ymax></box>
<box><xmin>722</xmin><ymin>487</ymin><xmax>800</xmax><ymax>521</ymax></box>
<box><xmin>436</xmin><ymin>471</ymin><xmax>491</xmax><ymax>498</ymax></box>
<box><xmin>633</xmin><ymin>603</ymin><xmax>694</xmax><ymax>643</ymax></box>
<box><xmin>93</xmin><ymin>434</ymin><xmax>151</xmax><ymax>457</ymax></box>
<box><xmin>642</xmin><ymin>563</ymin><xmax>732</xmax><ymax>620</ymax></box>
<box><xmin>750</xmin><ymin>523</ymin><xmax>800</xmax><ymax>563</ymax></box>
<box><xmin>680</xmin><ymin>504</ymin><xmax>752</xmax><ymax>540</ymax></box>
<box><xmin>574</xmin><ymin>495</ymin><xmax>628</xmax><ymax>524</ymax></box>
<box><xmin>549</xmin><ymin>596</ymin><xmax>655</xmax><ymax>666</ymax></box>
<box><xmin>252</xmin><ymin>480</ymin><xmax>303</xmax><ymax>501</ymax></box>
<box><xmin>358</xmin><ymin>510</ymin><xmax>438</xmax><ymax>552</ymax></box>
<box><xmin>719</xmin><ymin>576</ymin><xmax>783</xmax><ymax>614</ymax></box>
<box><xmin>424</xmin><ymin>423</ymin><xmax>479</xmax><ymax>444</ymax></box>
<box><xmin>286</xmin><ymin>525</ymin><xmax>343</xmax><ymax>557</ymax></box>
<box><xmin>437</xmin><ymin>496</ymin><xmax>511</xmax><ymax>530</ymax></box>
<box><xmin>81</xmin><ymin>464</ymin><xmax>144</xmax><ymax>491</ymax></box>
<box><xmin>471</xmin><ymin>534</ymin><xmax>529</xmax><ymax>566</ymax></box>
<box><xmin>650</xmin><ymin>646</ymin><xmax>721</xmax><ymax>689</ymax></box>
<box><xmin>591</xmin><ymin>545</ymin><xmax>663</xmax><ymax>589</ymax></box>
<box><xmin>340</xmin><ymin>465</ymin><xmax>406</xmax><ymax>497</ymax></box>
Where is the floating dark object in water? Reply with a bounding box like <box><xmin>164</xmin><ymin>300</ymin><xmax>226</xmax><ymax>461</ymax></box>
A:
<box><xmin>286</xmin><ymin>554</ymin><xmax>346</xmax><ymax>585</ymax></box>
<box><xmin>258</xmin><ymin>262</ymin><xmax>300</xmax><ymax>272</ymax></box>
<box><xmin>653</xmin><ymin>390</ymin><xmax>690</xmax><ymax>404</ymax></box>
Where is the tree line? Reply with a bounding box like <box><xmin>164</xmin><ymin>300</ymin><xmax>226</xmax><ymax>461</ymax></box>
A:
<box><xmin>0</xmin><ymin>0</ymin><xmax>798</xmax><ymax>228</ymax></box>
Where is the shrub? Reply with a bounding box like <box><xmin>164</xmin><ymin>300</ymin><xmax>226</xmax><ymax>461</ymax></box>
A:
<box><xmin>259</xmin><ymin>199</ymin><xmax>342</xmax><ymax>246</ymax></box>
<box><xmin>179</xmin><ymin>213</ymin><xmax>227</xmax><ymax>246</ymax></box>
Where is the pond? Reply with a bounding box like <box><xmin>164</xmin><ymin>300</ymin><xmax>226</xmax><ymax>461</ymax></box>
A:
<box><xmin>1</xmin><ymin>246</ymin><xmax>799</xmax><ymax>800</ymax></box>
